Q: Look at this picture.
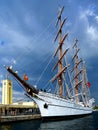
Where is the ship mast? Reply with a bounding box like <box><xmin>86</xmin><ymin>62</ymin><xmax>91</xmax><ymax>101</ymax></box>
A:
<box><xmin>51</xmin><ymin>7</ymin><xmax>69</xmax><ymax>97</ymax></box>
<box><xmin>73</xmin><ymin>39</ymin><xmax>79</xmax><ymax>102</ymax></box>
<box><xmin>72</xmin><ymin>39</ymin><xmax>83</xmax><ymax>103</ymax></box>
<box><xmin>82</xmin><ymin>61</ymin><xmax>90</xmax><ymax>105</ymax></box>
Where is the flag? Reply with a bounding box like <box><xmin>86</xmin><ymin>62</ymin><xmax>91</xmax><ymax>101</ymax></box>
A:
<box><xmin>87</xmin><ymin>82</ymin><xmax>91</xmax><ymax>88</ymax></box>
<box><xmin>23</xmin><ymin>74</ymin><xmax>28</xmax><ymax>81</ymax></box>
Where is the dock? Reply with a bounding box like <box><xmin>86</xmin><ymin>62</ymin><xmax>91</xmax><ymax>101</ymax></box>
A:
<box><xmin>0</xmin><ymin>114</ymin><xmax>41</xmax><ymax>123</ymax></box>
<box><xmin>0</xmin><ymin>104</ymin><xmax>41</xmax><ymax>123</ymax></box>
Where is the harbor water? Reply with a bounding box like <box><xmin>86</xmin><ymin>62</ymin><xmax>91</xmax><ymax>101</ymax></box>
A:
<box><xmin>0</xmin><ymin>111</ymin><xmax>98</xmax><ymax>130</ymax></box>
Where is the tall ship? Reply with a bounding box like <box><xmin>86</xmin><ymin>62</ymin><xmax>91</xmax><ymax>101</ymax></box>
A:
<box><xmin>4</xmin><ymin>7</ymin><xmax>94</xmax><ymax>120</ymax></box>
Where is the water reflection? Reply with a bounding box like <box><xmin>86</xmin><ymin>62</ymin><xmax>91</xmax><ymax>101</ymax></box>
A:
<box><xmin>0</xmin><ymin>120</ymin><xmax>41</xmax><ymax>130</ymax></box>
<box><xmin>1</xmin><ymin>125</ymin><xmax>12</xmax><ymax>130</ymax></box>
<box><xmin>40</xmin><ymin>115</ymin><xmax>95</xmax><ymax>130</ymax></box>
<box><xmin>0</xmin><ymin>112</ymin><xmax>98</xmax><ymax>130</ymax></box>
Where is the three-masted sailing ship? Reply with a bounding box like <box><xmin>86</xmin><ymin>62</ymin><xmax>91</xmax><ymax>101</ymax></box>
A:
<box><xmin>4</xmin><ymin>7</ymin><xmax>94</xmax><ymax>120</ymax></box>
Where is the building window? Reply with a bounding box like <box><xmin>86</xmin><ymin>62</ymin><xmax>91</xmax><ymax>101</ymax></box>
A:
<box><xmin>4</xmin><ymin>82</ymin><xmax>6</xmax><ymax>85</ymax></box>
<box><xmin>9</xmin><ymin>82</ymin><xmax>11</xmax><ymax>86</ymax></box>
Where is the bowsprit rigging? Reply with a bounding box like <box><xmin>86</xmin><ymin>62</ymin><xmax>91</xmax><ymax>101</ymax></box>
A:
<box><xmin>4</xmin><ymin>6</ymin><xmax>94</xmax><ymax>121</ymax></box>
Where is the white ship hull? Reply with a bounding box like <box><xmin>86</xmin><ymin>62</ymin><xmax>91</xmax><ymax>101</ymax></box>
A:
<box><xmin>32</xmin><ymin>91</ymin><xmax>92</xmax><ymax>119</ymax></box>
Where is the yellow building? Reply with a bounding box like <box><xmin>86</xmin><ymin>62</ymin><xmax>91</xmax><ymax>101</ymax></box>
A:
<box><xmin>2</xmin><ymin>79</ymin><xmax>12</xmax><ymax>104</ymax></box>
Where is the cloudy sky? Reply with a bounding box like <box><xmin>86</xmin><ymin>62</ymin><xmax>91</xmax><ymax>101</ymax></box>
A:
<box><xmin>0</xmin><ymin>0</ymin><xmax>98</xmax><ymax>104</ymax></box>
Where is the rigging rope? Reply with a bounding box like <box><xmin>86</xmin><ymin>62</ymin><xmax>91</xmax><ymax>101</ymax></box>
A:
<box><xmin>16</xmin><ymin>32</ymin><xmax>54</xmax><ymax>75</ymax></box>
<box><xmin>35</xmin><ymin>54</ymin><xmax>53</xmax><ymax>86</ymax></box>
